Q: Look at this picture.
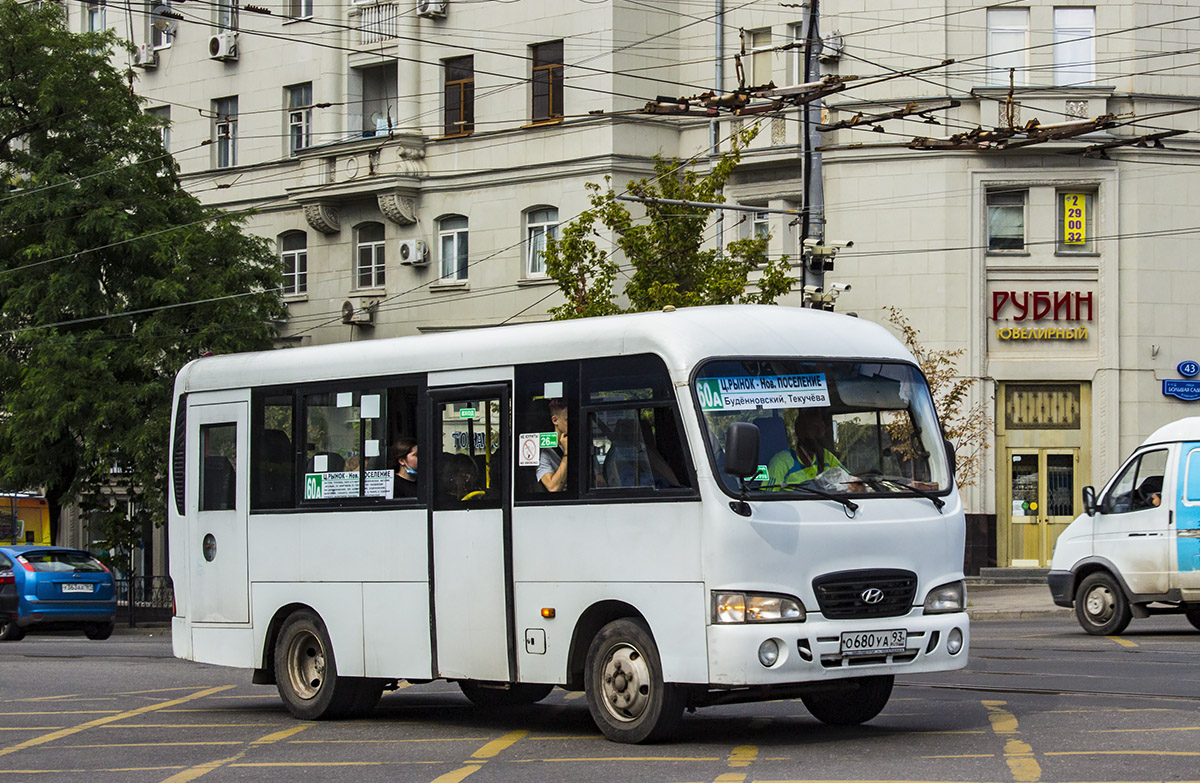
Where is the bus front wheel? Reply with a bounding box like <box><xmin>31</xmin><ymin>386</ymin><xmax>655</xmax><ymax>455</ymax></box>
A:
<box><xmin>801</xmin><ymin>675</ymin><xmax>894</xmax><ymax>725</ymax></box>
<box><xmin>274</xmin><ymin>609</ymin><xmax>381</xmax><ymax>720</ymax></box>
<box><xmin>1074</xmin><ymin>572</ymin><xmax>1131</xmax><ymax>636</ymax></box>
<box><xmin>584</xmin><ymin>618</ymin><xmax>684</xmax><ymax>744</ymax></box>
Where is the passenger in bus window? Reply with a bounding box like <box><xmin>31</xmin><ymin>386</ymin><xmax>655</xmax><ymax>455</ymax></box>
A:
<box><xmin>537</xmin><ymin>398</ymin><xmax>569</xmax><ymax>492</ymax></box>
<box><xmin>767</xmin><ymin>407</ymin><xmax>845</xmax><ymax>488</ymax></box>
<box><xmin>392</xmin><ymin>438</ymin><xmax>419</xmax><ymax>498</ymax></box>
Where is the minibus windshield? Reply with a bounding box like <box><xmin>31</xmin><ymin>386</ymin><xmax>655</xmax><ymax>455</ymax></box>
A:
<box><xmin>695</xmin><ymin>359</ymin><xmax>950</xmax><ymax>498</ymax></box>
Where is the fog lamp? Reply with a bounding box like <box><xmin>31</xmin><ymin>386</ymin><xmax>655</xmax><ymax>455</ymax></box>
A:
<box><xmin>947</xmin><ymin>627</ymin><xmax>964</xmax><ymax>655</ymax></box>
<box><xmin>758</xmin><ymin>639</ymin><xmax>780</xmax><ymax>667</ymax></box>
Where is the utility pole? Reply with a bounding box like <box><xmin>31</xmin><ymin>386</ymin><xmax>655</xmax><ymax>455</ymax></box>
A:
<box><xmin>799</xmin><ymin>0</ymin><xmax>826</xmax><ymax>299</ymax></box>
<box><xmin>712</xmin><ymin>0</ymin><xmax>725</xmax><ymax>253</ymax></box>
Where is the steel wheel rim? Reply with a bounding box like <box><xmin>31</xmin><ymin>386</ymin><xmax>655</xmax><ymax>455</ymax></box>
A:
<box><xmin>285</xmin><ymin>629</ymin><xmax>327</xmax><ymax>701</ymax></box>
<box><xmin>600</xmin><ymin>642</ymin><xmax>652</xmax><ymax>723</ymax></box>
<box><xmin>1084</xmin><ymin>585</ymin><xmax>1115</xmax><ymax>623</ymax></box>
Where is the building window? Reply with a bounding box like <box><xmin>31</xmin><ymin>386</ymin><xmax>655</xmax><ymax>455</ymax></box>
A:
<box><xmin>987</xmin><ymin>189</ymin><xmax>1026</xmax><ymax>252</ymax></box>
<box><xmin>147</xmin><ymin>106</ymin><xmax>170</xmax><ymax>152</ymax></box>
<box><xmin>357</xmin><ymin>63</ymin><xmax>397</xmax><ymax>137</ymax></box>
<box><xmin>149</xmin><ymin>0</ymin><xmax>172</xmax><ymax>48</ymax></box>
<box><xmin>439</xmin><ymin>215</ymin><xmax>469</xmax><ymax>281</ymax></box>
<box><xmin>1053</xmin><ymin>7</ymin><xmax>1095</xmax><ymax>87</ymax></box>
<box><xmin>443</xmin><ymin>56</ymin><xmax>474</xmax><ymax>136</ymax></box>
<box><xmin>751</xmin><ymin>210</ymin><xmax>770</xmax><ymax>240</ymax></box>
<box><xmin>216</xmin><ymin>0</ymin><xmax>237</xmax><ymax>30</ymax></box>
<box><xmin>526</xmin><ymin>207</ymin><xmax>557</xmax><ymax>278</ymax></box>
<box><xmin>356</xmin><ymin>222</ymin><xmax>386</xmax><ymax>289</ymax></box>
<box><xmin>1057</xmin><ymin>191</ymin><xmax>1095</xmax><ymax>253</ymax></box>
<box><xmin>531</xmin><ymin>40</ymin><xmax>563</xmax><ymax>123</ymax></box>
<box><xmin>85</xmin><ymin>1</ymin><xmax>106</xmax><ymax>32</ymax></box>
<box><xmin>747</xmin><ymin>28</ymin><xmax>772</xmax><ymax>87</ymax></box>
<box><xmin>986</xmin><ymin>7</ymin><xmax>1028</xmax><ymax>87</ymax></box>
<box><xmin>212</xmin><ymin>96</ymin><xmax>237</xmax><ymax>169</ymax></box>
<box><xmin>289</xmin><ymin>0</ymin><xmax>313</xmax><ymax>20</ymax></box>
<box><xmin>287</xmin><ymin>83</ymin><xmax>312</xmax><ymax>155</ymax></box>
<box><xmin>280</xmin><ymin>232</ymin><xmax>308</xmax><ymax>295</ymax></box>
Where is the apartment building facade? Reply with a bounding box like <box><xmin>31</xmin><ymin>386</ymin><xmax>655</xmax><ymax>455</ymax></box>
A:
<box><xmin>60</xmin><ymin>0</ymin><xmax>1200</xmax><ymax>570</ymax></box>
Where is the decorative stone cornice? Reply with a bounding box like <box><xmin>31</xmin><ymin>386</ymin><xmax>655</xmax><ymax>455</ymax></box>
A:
<box><xmin>378</xmin><ymin>193</ymin><xmax>418</xmax><ymax>225</ymax></box>
<box><xmin>304</xmin><ymin>203</ymin><xmax>341</xmax><ymax>234</ymax></box>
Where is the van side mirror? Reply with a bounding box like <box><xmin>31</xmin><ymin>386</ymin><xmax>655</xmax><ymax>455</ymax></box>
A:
<box><xmin>1082</xmin><ymin>485</ymin><xmax>1097</xmax><ymax>516</ymax></box>
<box><xmin>724</xmin><ymin>422</ymin><xmax>760</xmax><ymax>479</ymax></box>
<box><xmin>943</xmin><ymin>438</ymin><xmax>956</xmax><ymax>482</ymax></box>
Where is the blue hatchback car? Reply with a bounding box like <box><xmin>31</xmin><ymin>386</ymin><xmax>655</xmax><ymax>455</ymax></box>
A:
<box><xmin>0</xmin><ymin>546</ymin><xmax>117</xmax><ymax>642</ymax></box>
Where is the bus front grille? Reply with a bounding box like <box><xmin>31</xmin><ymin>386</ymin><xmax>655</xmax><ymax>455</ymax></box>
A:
<box><xmin>812</xmin><ymin>569</ymin><xmax>917</xmax><ymax>619</ymax></box>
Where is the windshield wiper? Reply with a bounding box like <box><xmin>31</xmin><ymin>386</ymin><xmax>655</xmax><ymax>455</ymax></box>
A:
<box><xmin>860</xmin><ymin>472</ymin><xmax>945</xmax><ymax>512</ymax></box>
<box><xmin>776</xmin><ymin>483</ymin><xmax>859</xmax><ymax>514</ymax></box>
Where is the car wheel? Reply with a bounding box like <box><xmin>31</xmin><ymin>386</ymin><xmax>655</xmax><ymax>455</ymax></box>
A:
<box><xmin>584</xmin><ymin>618</ymin><xmax>684</xmax><ymax>744</ymax></box>
<box><xmin>273</xmin><ymin>609</ymin><xmax>377</xmax><ymax>720</ymax></box>
<box><xmin>1074</xmin><ymin>572</ymin><xmax>1132</xmax><ymax>635</ymax></box>
<box><xmin>801</xmin><ymin>675</ymin><xmax>894</xmax><ymax>725</ymax></box>
<box><xmin>0</xmin><ymin>620</ymin><xmax>25</xmax><ymax>642</ymax></box>
<box><xmin>459</xmin><ymin>681</ymin><xmax>553</xmax><ymax>708</ymax></box>
<box><xmin>1184</xmin><ymin>605</ymin><xmax>1200</xmax><ymax>632</ymax></box>
<box><xmin>84</xmin><ymin>621</ymin><xmax>115</xmax><ymax>640</ymax></box>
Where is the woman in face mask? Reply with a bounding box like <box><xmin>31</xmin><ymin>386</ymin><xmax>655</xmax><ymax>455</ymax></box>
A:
<box><xmin>393</xmin><ymin>437</ymin><xmax>419</xmax><ymax>498</ymax></box>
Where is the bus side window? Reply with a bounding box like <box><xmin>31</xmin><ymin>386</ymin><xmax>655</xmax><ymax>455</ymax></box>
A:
<box><xmin>200</xmin><ymin>423</ymin><xmax>237</xmax><ymax>511</ymax></box>
<box><xmin>251</xmin><ymin>392</ymin><xmax>295</xmax><ymax>510</ymax></box>
<box><xmin>514</xmin><ymin>361</ymin><xmax>579</xmax><ymax>502</ymax></box>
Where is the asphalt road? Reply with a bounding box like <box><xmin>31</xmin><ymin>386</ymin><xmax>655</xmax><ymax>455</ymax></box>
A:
<box><xmin>1</xmin><ymin>615</ymin><xmax>1198</xmax><ymax>783</ymax></box>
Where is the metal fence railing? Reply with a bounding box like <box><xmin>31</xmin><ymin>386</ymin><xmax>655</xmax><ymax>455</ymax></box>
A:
<box><xmin>114</xmin><ymin>576</ymin><xmax>173</xmax><ymax>625</ymax></box>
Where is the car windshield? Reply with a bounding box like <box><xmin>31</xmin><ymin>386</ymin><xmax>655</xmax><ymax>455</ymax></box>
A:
<box><xmin>695</xmin><ymin>359</ymin><xmax>950</xmax><ymax>498</ymax></box>
<box><xmin>20</xmin><ymin>551</ymin><xmax>106</xmax><ymax>573</ymax></box>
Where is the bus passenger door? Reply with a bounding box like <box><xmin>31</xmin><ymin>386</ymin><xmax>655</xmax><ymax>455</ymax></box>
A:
<box><xmin>187</xmin><ymin>401</ymin><xmax>249</xmax><ymax>624</ymax></box>
<box><xmin>429</xmin><ymin>385</ymin><xmax>513</xmax><ymax>682</ymax></box>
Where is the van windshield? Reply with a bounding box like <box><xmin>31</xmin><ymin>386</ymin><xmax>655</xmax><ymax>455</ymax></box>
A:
<box><xmin>695</xmin><ymin>359</ymin><xmax>950</xmax><ymax>498</ymax></box>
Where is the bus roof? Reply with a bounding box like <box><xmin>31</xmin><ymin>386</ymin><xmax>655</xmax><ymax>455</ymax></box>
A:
<box><xmin>1142</xmin><ymin>417</ymin><xmax>1200</xmax><ymax>447</ymax></box>
<box><xmin>175</xmin><ymin>305</ymin><xmax>916</xmax><ymax>394</ymax></box>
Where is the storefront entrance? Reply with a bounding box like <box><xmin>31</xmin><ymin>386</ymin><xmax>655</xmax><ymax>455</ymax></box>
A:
<box><xmin>997</xmin><ymin>383</ymin><xmax>1091</xmax><ymax>567</ymax></box>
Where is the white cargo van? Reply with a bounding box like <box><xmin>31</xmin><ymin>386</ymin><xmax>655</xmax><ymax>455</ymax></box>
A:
<box><xmin>1049</xmin><ymin>417</ymin><xmax>1200</xmax><ymax>634</ymax></box>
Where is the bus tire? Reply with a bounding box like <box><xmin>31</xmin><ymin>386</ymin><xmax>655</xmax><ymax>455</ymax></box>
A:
<box><xmin>459</xmin><ymin>681</ymin><xmax>553</xmax><ymax>708</ymax></box>
<box><xmin>274</xmin><ymin>609</ymin><xmax>362</xmax><ymax>720</ymax></box>
<box><xmin>1074</xmin><ymin>572</ymin><xmax>1131</xmax><ymax>636</ymax></box>
<box><xmin>584</xmin><ymin>618</ymin><xmax>684</xmax><ymax>744</ymax></box>
<box><xmin>801</xmin><ymin>675</ymin><xmax>894</xmax><ymax>725</ymax></box>
<box><xmin>1184</xmin><ymin>605</ymin><xmax>1200</xmax><ymax>631</ymax></box>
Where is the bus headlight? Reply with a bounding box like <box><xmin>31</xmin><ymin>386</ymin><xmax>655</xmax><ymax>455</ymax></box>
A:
<box><xmin>923</xmin><ymin>581</ymin><xmax>966</xmax><ymax>614</ymax></box>
<box><xmin>713</xmin><ymin>592</ymin><xmax>806</xmax><ymax>623</ymax></box>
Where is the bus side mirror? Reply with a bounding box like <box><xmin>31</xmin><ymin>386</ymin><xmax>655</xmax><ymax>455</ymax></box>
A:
<box><xmin>943</xmin><ymin>438</ymin><xmax>956</xmax><ymax>482</ymax></box>
<box><xmin>724</xmin><ymin>422</ymin><xmax>760</xmax><ymax>479</ymax></box>
<box><xmin>1082</xmin><ymin>485</ymin><xmax>1097</xmax><ymax>516</ymax></box>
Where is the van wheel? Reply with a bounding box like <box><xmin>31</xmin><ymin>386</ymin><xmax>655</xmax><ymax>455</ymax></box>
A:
<box><xmin>274</xmin><ymin>610</ymin><xmax>378</xmax><ymax>719</ymax></box>
<box><xmin>459</xmin><ymin>681</ymin><xmax>553</xmax><ymax>708</ymax></box>
<box><xmin>584</xmin><ymin>618</ymin><xmax>684</xmax><ymax>744</ymax></box>
<box><xmin>1075</xmin><ymin>572</ymin><xmax>1132</xmax><ymax>635</ymax></box>
<box><xmin>801</xmin><ymin>675</ymin><xmax>894</xmax><ymax>725</ymax></box>
<box><xmin>0</xmin><ymin>620</ymin><xmax>24</xmax><ymax>642</ymax></box>
<box><xmin>84</xmin><ymin>621</ymin><xmax>115</xmax><ymax>640</ymax></box>
<box><xmin>1184</xmin><ymin>605</ymin><xmax>1200</xmax><ymax>631</ymax></box>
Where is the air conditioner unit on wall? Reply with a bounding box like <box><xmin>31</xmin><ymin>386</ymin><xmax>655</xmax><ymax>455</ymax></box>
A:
<box><xmin>341</xmin><ymin>298</ymin><xmax>379</xmax><ymax>326</ymax></box>
<box><xmin>399</xmin><ymin>239</ymin><xmax>428</xmax><ymax>266</ymax></box>
<box><xmin>416</xmin><ymin>0</ymin><xmax>446</xmax><ymax>18</ymax></box>
<box><xmin>208</xmin><ymin>32</ymin><xmax>238</xmax><ymax>61</ymax></box>
<box><xmin>135</xmin><ymin>43</ymin><xmax>158</xmax><ymax>68</ymax></box>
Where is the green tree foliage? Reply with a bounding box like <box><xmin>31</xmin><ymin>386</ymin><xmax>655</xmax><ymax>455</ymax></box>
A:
<box><xmin>884</xmin><ymin>307</ymin><xmax>992</xmax><ymax>488</ymax></box>
<box><xmin>0</xmin><ymin>0</ymin><xmax>286</xmax><ymax>547</ymax></box>
<box><xmin>543</xmin><ymin>126</ymin><xmax>794</xmax><ymax>319</ymax></box>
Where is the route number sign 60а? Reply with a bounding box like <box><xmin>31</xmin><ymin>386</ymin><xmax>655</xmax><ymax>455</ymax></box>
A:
<box><xmin>1063</xmin><ymin>193</ymin><xmax>1086</xmax><ymax>245</ymax></box>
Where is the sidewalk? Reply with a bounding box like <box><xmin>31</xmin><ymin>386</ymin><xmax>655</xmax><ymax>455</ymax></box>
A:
<box><xmin>965</xmin><ymin>581</ymin><xmax>1070</xmax><ymax>621</ymax></box>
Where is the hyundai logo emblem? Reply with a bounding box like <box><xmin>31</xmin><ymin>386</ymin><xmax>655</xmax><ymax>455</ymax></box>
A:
<box><xmin>861</xmin><ymin>588</ymin><xmax>885</xmax><ymax>604</ymax></box>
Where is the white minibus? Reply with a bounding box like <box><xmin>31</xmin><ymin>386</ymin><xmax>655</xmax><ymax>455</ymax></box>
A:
<box><xmin>1049</xmin><ymin>417</ymin><xmax>1200</xmax><ymax>634</ymax></box>
<box><xmin>169</xmin><ymin>304</ymin><xmax>969</xmax><ymax>743</ymax></box>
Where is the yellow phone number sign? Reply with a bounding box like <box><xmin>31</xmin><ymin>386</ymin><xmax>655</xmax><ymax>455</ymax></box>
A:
<box><xmin>1063</xmin><ymin>193</ymin><xmax>1086</xmax><ymax>245</ymax></box>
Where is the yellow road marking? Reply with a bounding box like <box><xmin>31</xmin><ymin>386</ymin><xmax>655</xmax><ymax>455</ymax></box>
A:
<box><xmin>1107</xmin><ymin>636</ymin><xmax>1138</xmax><ymax>648</ymax></box>
<box><xmin>512</xmin><ymin>756</ymin><xmax>721</xmax><ymax>762</ymax></box>
<box><xmin>0</xmin><ymin>711</ymin><xmax>119</xmax><ymax>716</ymax></box>
<box><xmin>715</xmin><ymin>775</ymin><xmax>746</xmax><ymax>783</ymax></box>
<box><xmin>430</xmin><ymin>763</ymin><xmax>484</xmax><ymax>783</ymax></box>
<box><xmin>158</xmin><ymin>722</ymin><xmax>311</xmax><ymax>782</ymax></box>
<box><xmin>470</xmin><ymin>730</ymin><xmax>527</xmax><ymax>760</ymax></box>
<box><xmin>982</xmin><ymin>700</ymin><xmax>1042</xmax><ymax>783</ymax></box>
<box><xmin>1091</xmin><ymin>726</ymin><xmax>1200</xmax><ymax>733</ymax></box>
<box><xmin>564</xmin><ymin>691</ymin><xmax>585</xmax><ymax>701</ymax></box>
<box><xmin>729</xmin><ymin>745</ymin><xmax>758</xmax><ymax>767</ymax></box>
<box><xmin>14</xmin><ymin>695</ymin><xmax>82</xmax><ymax>702</ymax></box>
<box><xmin>0</xmin><ymin>686</ymin><xmax>233</xmax><ymax>760</ymax></box>
<box><xmin>0</xmin><ymin>727</ymin><xmax>64</xmax><ymax>731</ymax></box>
<box><xmin>1046</xmin><ymin>750</ymin><xmax>1200</xmax><ymax>757</ymax></box>
<box><xmin>292</xmin><ymin>737</ymin><xmax>491</xmax><ymax>744</ymax></box>
<box><xmin>101</xmin><ymin>723</ymin><xmax>277</xmax><ymax>729</ymax></box>
<box><xmin>58</xmin><ymin>742</ymin><xmax>242</xmax><ymax>749</ymax></box>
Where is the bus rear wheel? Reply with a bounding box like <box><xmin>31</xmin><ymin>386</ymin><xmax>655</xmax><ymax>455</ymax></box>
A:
<box><xmin>584</xmin><ymin>618</ymin><xmax>684</xmax><ymax>744</ymax></box>
<box><xmin>274</xmin><ymin>609</ymin><xmax>381</xmax><ymax>720</ymax></box>
<box><xmin>459</xmin><ymin>681</ymin><xmax>553</xmax><ymax>708</ymax></box>
<box><xmin>801</xmin><ymin>675</ymin><xmax>894</xmax><ymax>725</ymax></box>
